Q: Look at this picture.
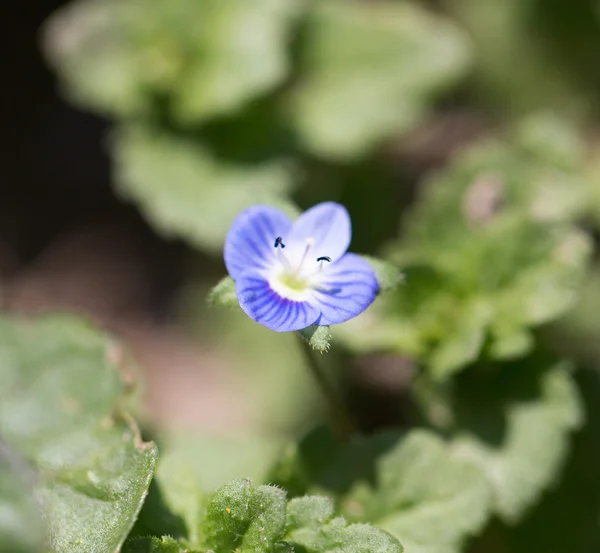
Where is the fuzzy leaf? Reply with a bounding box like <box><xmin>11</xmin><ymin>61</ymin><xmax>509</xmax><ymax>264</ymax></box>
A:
<box><xmin>133</xmin><ymin>432</ymin><xmax>284</xmax><ymax>544</ymax></box>
<box><xmin>285</xmin><ymin>496</ymin><xmax>402</xmax><ymax>553</ymax></box>
<box><xmin>135</xmin><ymin>475</ymin><xmax>402</xmax><ymax>553</ymax></box>
<box><xmin>124</xmin><ymin>536</ymin><xmax>192</xmax><ymax>553</ymax></box>
<box><xmin>291</xmin><ymin>0</ymin><xmax>471</xmax><ymax>158</ymax></box>
<box><xmin>202</xmin><ymin>478</ymin><xmax>287</xmax><ymax>552</ymax></box>
<box><xmin>0</xmin><ymin>314</ymin><xmax>157</xmax><ymax>553</ymax></box>
<box><xmin>299</xmin><ymin>325</ymin><xmax>332</xmax><ymax>353</ymax></box>
<box><xmin>361</xmin><ymin>256</ymin><xmax>403</xmax><ymax>294</ymax></box>
<box><xmin>112</xmin><ymin>126</ymin><xmax>296</xmax><ymax>252</ymax></box>
<box><xmin>271</xmin><ymin>428</ymin><xmax>491</xmax><ymax>553</ymax></box>
<box><xmin>208</xmin><ymin>276</ymin><xmax>240</xmax><ymax>310</ymax></box>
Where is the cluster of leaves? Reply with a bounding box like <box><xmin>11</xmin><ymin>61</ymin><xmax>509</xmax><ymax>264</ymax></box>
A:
<box><xmin>336</xmin><ymin>116</ymin><xmax>592</xmax><ymax>378</ymax></box>
<box><xmin>0</xmin><ymin>315</ymin><xmax>402</xmax><ymax>553</ymax></box>
<box><xmin>42</xmin><ymin>0</ymin><xmax>470</xmax><ymax>252</ymax></box>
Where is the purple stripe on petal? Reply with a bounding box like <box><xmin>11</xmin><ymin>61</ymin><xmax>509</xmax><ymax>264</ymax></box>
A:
<box><xmin>236</xmin><ymin>268</ymin><xmax>319</xmax><ymax>332</ymax></box>
<box><xmin>224</xmin><ymin>206</ymin><xmax>292</xmax><ymax>280</ymax></box>
<box><xmin>313</xmin><ymin>253</ymin><xmax>378</xmax><ymax>325</ymax></box>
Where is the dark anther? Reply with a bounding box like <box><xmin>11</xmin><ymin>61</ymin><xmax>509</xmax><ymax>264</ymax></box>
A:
<box><xmin>274</xmin><ymin>236</ymin><xmax>285</xmax><ymax>248</ymax></box>
<box><xmin>317</xmin><ymin>256</ymin><xmax>331</xmax><ymax>262</ymax></box>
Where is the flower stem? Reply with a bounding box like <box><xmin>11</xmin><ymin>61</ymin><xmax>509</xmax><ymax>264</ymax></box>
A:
<box><xmin>296</xmin><ymin>335</ymin><xmax>356</xmax><ymax>440</ymax></box>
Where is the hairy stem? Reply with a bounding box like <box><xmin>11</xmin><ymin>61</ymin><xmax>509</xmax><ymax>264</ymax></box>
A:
<box><xmin>296</xmin><ymin>335</ymin><xmax>356</xmax><ymax>440</ymax></box>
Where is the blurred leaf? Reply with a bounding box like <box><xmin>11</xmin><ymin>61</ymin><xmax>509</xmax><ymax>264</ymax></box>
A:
<box><xmin>466</xmin><ymin>368</ymin><xmax>600</xmax><ymax>553</ymax></box>
<box><xmin>299</xmin><ymin>325</ymin><xmax>332</xmax><ymax>354</ymax></box>
<box><xmin>291</xmin><ymin>0</ymin><xmax>471</xmax><ymax>159</ymax></box>
<box><xmin>43</xmin><ymin>0</ymin><xmax>301</xmax><ymax>122</ymax></box>
<box><xmin>337</xmin><ymin>116</ymin><xmax>592</xmax><ymax>378</ymax></box>
<box><xmin>415</xmin><ymin>356</ymin><xmax>583</xmax><ymax>523</ymax></box>
<box><xmin>0</xmin><ymin>314</ymin><xmax>157</xmax><ymax>553</ymax></box>
<box><xmin>271</xmin><ymin>428</ymin><xmax>491</xmax><ymax>553</ymax></box>
<box><xmin>0</xmin><ymin>444</ymin><xmax>43</xmax><ymax>553</ymax></box>
<box><xmin>361</xmin><ymin>256</ymin><xmax>403</xmax><ymax>294</ymax></box>
<box><xmin>506</xmin><ymin>368</ymin><xmax>600</xmax><ymax>552</ymax></box>
<box><xmin>113</xmin><ymin>126</ymin><xmax>296</xmax><ymax>252</ymax></box>
<box><xmin>208</xmin><ymin>276</ymin><xmax>240</xmax><ymax>310</ymax></box>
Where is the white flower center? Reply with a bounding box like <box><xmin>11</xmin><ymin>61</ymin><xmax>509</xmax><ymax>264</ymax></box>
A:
<box><xmin>267</xmin><ymin>236</ymin><xmax>330</xmax><ymax>301</ymax></box>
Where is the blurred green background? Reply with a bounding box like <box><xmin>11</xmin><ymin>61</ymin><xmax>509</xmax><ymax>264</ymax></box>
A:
<box><xmin>3</xmin><ymin>0</ymin><xmax>600</xmax><ymax>552</ymax></box>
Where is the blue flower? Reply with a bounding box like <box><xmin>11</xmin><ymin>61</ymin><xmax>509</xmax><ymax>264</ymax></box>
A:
<box><xmin>224</xmin><ymin>202</ymin><xmax>379</xmax><ymax>332</ymax></box>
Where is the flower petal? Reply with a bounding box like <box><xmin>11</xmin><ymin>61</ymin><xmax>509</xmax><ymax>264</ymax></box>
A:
<box><xmin>236</xmin><ymin>268</ymin><xmax>320</xmax><ymax>332</ymax></box>
<box><xmin>286</xmin><ymin>202</ymin><xmax>351</xmax><ymax>263</ymax></box>
<box><xmin>313</xmin><ymin>253</ymin><xmax>379</xmax><ymax>325</ymax></box>
<box><xmin>224</xmin><ymin>205</ymin><xmax>292</xmax><ymax>280</ymax></box>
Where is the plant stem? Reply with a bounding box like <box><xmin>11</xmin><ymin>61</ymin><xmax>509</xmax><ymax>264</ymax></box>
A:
<box><xmin>296</xmin><ymin>335</ymin><xmax>356</xmax><ymax>440</ymax></box>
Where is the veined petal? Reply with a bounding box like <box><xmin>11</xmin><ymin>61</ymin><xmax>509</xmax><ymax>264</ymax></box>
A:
<box><xmin>313</xmin><ymin>253</ymin><xmax>379</xmax><ymax>325</ymax></box>
<box><xmin>286</xmin><ymin>202</ymin><xmax>351</xmax><ymax>263</ymax></box>
<box><xmin>224</xmin><ymin>205</ymin><xmax>292</xmax><ymax>280</ymax></box>
<box><xmin>236</xmin><ymin>268</ymin><xmax>320</xmax><ymax>332</ymax></box>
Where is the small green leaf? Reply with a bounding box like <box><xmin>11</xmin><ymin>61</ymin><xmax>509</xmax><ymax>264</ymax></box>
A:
<box><xmin>286</xmin><ymin>496</ymin><xmax>335</xmax><ymax>531</ymax></box>
<box><xmin>0</xmin><ymin>314</ymin><xmax>157</xmax><ymax>553</ymax></box>
<box><xmin>361</xmin><ymin>256</ymin><xmax>403</xmax><ymax>293</ymax></box>
<box><xmin>202</xmin><ymin>479</ymin><xmax>287</xmax><ymax>553</ymax></box>
<box><xmin>208</xmin><ymin>276</ymin><xmax>240</xmax><ymax>310</ymax></box>
<box><xmin>124</xmin><ymin>536</ymin><xmax>192</xmax><ymax>553</ymax></box>
<box><xmin>285</xmin><ymin>496</ymin><xmax>402</xmax><ymax>553</ymax></box>
<box><xmin>298</xmin><ymin>325</ymin><xmax>332</xmax><ymax>353</ymax></box>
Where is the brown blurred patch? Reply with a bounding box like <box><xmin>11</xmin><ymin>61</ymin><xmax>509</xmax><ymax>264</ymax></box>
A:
<box><xmin>2</xmin><ymin>221</ymin><xmax>250</xmax><ymax>433</ymax></box>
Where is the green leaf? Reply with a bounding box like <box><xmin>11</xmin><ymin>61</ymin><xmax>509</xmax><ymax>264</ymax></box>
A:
<box><xmin>299</xmin><ymin>325</ymin><xmax>332</xmax><ymax>354</ymax></box>
<box><xmin>291</xmin><ymin>0</ymin><xmax>471</xmax><ymax>158</ymax></box>
<box><xmin>0</xmin><ymin>444</ymin><xmax>44</xmax><ymax>553</ymax></box>
<box><xmin>271</xmin><ymin>428</ymin><xmax>491</xmax><ymax>553</ymax></box>
<box><xmin>124</xmin><ymin>536</ymin><xmax>192</xmax><ymax>553</ymax></box>
<box><xmin>133</xmin><ymin>431</ymin><xmax>284</xmax><ymax>543</ymax></box>
<box><xmin>112</xmin><ymin>126</ymin><xmax>296</xmax><ymax>252</ymax></box>
<box><xmin>196</xmin><ymin>479</ymin><xmax>402</xmax><ymax>553</ymax></box>
<box><xmin>43</xmin><ymin>0</ymin><xmax>301</xmax><ymax>122</ymax></box>
<box><xmin>0</xmin><ymin>314</ymin><xmax>158</xmax><ymax>553</ymax></box>
<box><xmin>202</xmin><ymin>478</ymin><xmax>287</xmax><ymax>552</ymax></box>
<box><xmin>361</xmin><ymin>256</ymin><xmax>403</xmax><ymax>294</ymax></box>
<box><xmin>285</xmin><ymin>496</ymin><xmax>402</xmax><ymax>553</ymax></box>
<box><xmin>447</xmin><ymin>357</ymin><xmax>583</xmax><ymax>523</ymax></box>
<box><xmin>208</xmin><ymin>276</ymin><xmax>240</xmax><ymax>310</ymax></box>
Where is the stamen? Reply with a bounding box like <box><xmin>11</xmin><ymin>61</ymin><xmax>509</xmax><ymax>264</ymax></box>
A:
<box><xmin>295</xmin><ymin>238</ymin><xmax>314</xmax><ymax>275</ymax></box>
<box><xmin>316</xmin><ymin>256</ymin><xmax>331</xmax><ymax>263</ymax></box>
<box><xmin>274</xmin><ymin>236</ymin><xmax>285</xmax><ymax>248</ymax></box>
